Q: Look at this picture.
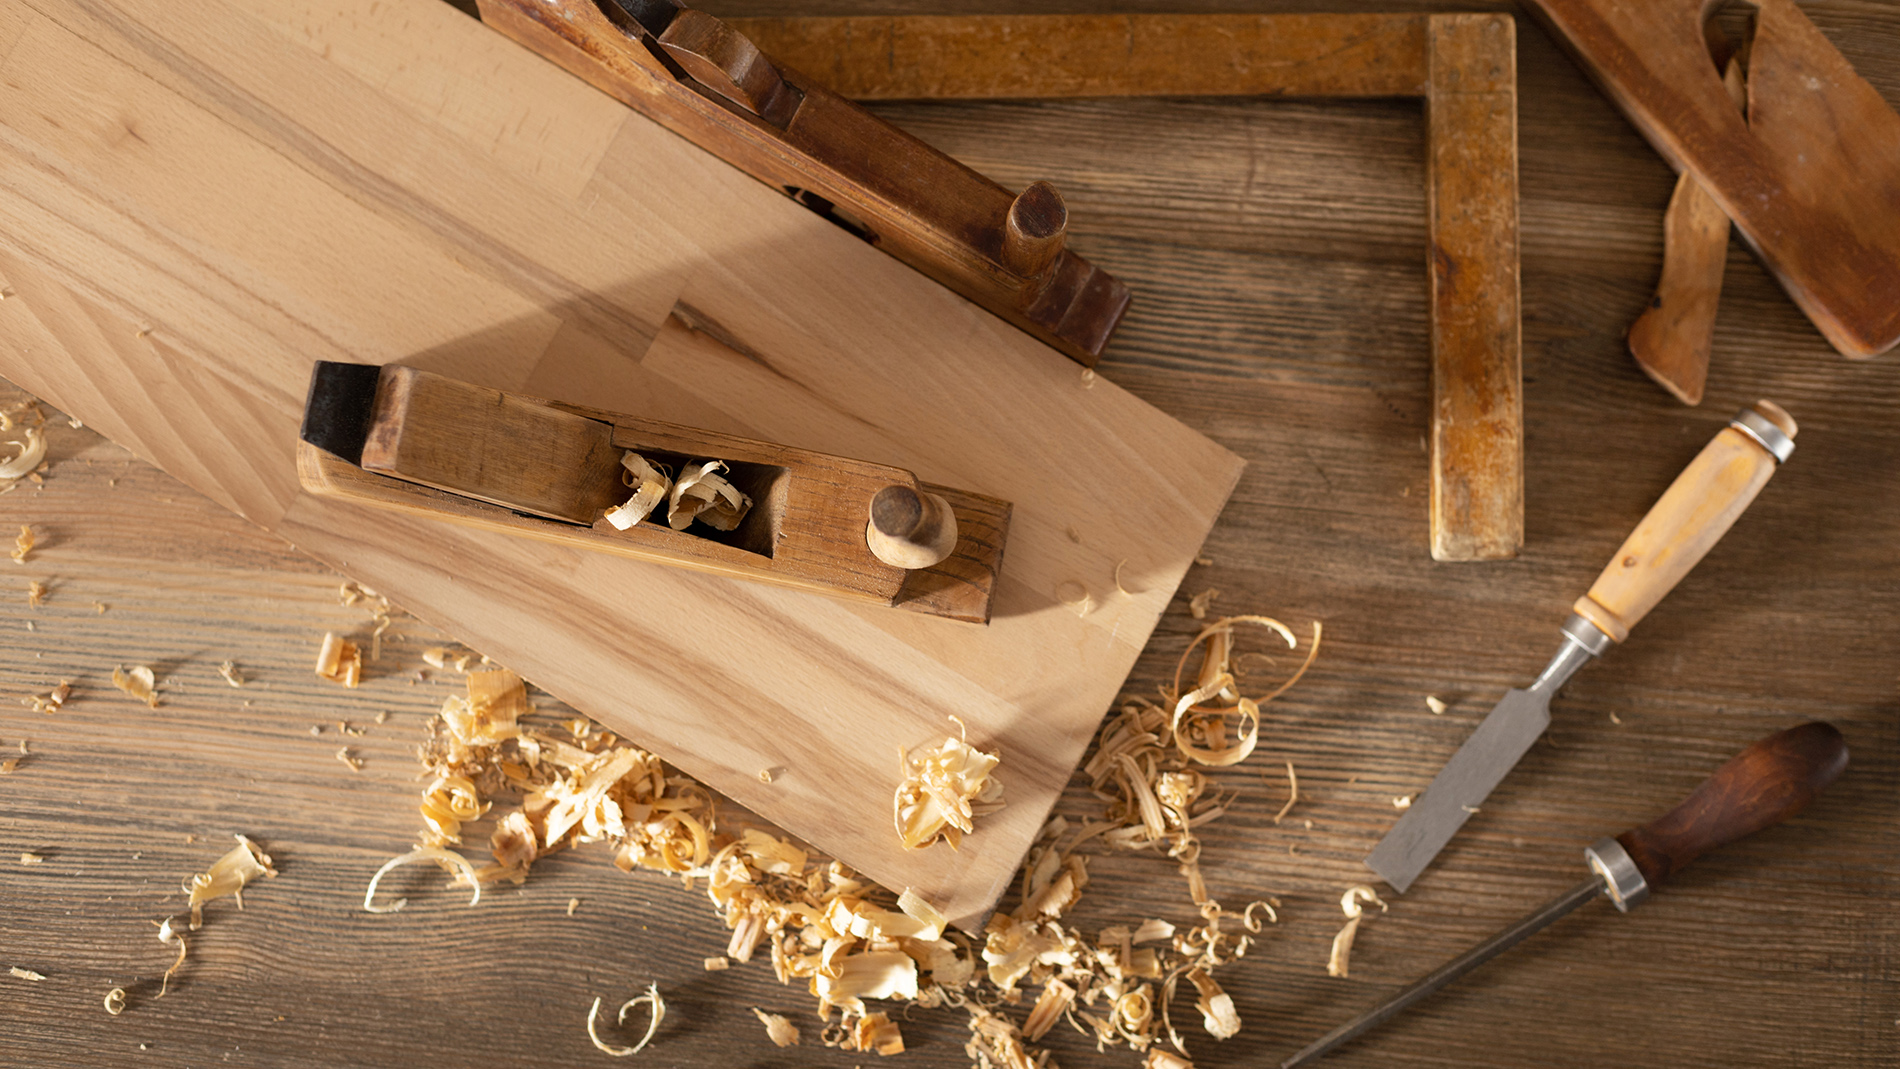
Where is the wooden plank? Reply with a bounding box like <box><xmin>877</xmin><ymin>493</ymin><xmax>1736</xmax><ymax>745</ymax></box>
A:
<box><xmin>1426</xmin><ymin>14</ymin><xmax>1523</xmax><ymax>561</ymax></box>
<box><xmin>0</xmin><ymin>0</ymin><xmax>1240</xmax><ymax>928</ymax></box>
<box><xmin>1524</xmin><ymin>0</ymin><xmax>1900</xmax><ymax>359</ymax></box>
<box><xmin>736</xmin><ymin>11</ymin><xmax>1521</xmax><ymax>561</ymax></box>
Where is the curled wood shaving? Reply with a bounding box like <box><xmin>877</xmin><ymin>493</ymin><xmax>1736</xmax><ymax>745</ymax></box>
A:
<box><xmin>668</xmin><ymin>460</ymin><xmax>751</xmax><ymax>531</ymax></box>
<box><xmin>604</xmin><ymin>453</ymin><xmax>672</xmax><ymax>530</ymax></box>
<box><xmin>1270</xmin><ymin>761</ymin><xmax>1298</xmax><ymax>824</ymax></box>
<box><xmin>1166</xmin><ymin>617</ymin><xmax>1321</xmax><ymax>767</ymax></box>
<box><xmin>26</xmin><ymin>579</ymin><xmax>44</xmax><ymax>607</ymax></box>
<box><xmin>363</xmin><ymin>846</ymin><xmax>481</xmax><ymax>914</ymax></box>
<box><xmin>184</xmin><ymin>835</ymin><xmax>276</xmax><ymax>930</ymax></box>
<box><xmin>1146</xmin><ymin>1050</ymin><xmax>1194</xmax><ymax>1069</ymax></box>
<box><xmin>103</xmin><ymin>987</ymin><xmax>126</xmax><ymax>1015</ymax></box>
<box><xmin>1327</xmin><ymin>886</ymin><xmax>1387</xmax><ymax>978</ymax></box>
<box><xmin>112</xmin><ymin>665</ymin><xmax>159</xmax><ymax>708</ymax></box>
<box><xmin>893</xmin><ymin>732</ymin><xmax>1004</xmax><ymax>851</ymax></box>
<box><xmin>0</xmin><ymin>426</ymin><xmax>46</xmax><ymax>483</ymax></box>
<box><xmin>1185</xmin><ymin>968</ymin><xmax>1240</xmax><ymax>1039</ymax></box>
<box><xmin>155</xmin><ymin>918</ymin><xmax>186</xmax><ymax>997</ymax></box>
<box><xmin>217</xmin><ymin>661</ymin><xmax>244</xmax><ymax>688</ymax></box>
<box><xmin>588</xmin><ymin>985</ymin><xmax>665</xmax><ymax>1056</ymax></box>
<box><xmin>1022</xmin><ymin>978</ymin><xmax>1075</xmax><ymax>1040</ymax></box>
<box><xmin>314</xmin><ymin>632</ymin><xmax>360</xmax><ymax>687</ymax></box>
<box><xmin>9</xmin><ymin>966</ymin><xmax>45</xmax><ymax>981</ymax></box>
<box><xmin>1055</xmin><ymin>579</ymin><xmax>1095</xmax><ymax>617</ymax></box>
<box><xmin>752</xmin><ymin>1007</ymin><xmax>800</xmax><ymax>1047</ymax></box>
<box><xmin>568</xmin><ymin>898</ymin><xmax>583</xmax><ymax>917</ymax></box>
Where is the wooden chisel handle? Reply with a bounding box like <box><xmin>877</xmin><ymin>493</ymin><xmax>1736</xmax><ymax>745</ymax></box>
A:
<box><xmin>1572</xmin><ymin>401</ymin><xmax>1796</xmax><ymax>643</ymax></box>
<box><xmin>1616</xmin><ymin>722</ymin><xmax>1847</xmax><ymax>889</ymax></box>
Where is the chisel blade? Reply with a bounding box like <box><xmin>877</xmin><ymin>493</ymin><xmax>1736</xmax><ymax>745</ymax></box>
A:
<box><xmin>1365</xmin><ymin>686</ymin><xmax>1553</xmax><ymax>893</ymax></box>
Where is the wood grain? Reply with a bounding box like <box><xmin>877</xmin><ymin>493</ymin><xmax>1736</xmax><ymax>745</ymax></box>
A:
<box><xmin>0</xmin><ymin>0</ymin><xmax>1240</xmax><ymax>929</ymax></box>
<box><xmin>0</xmin><ymin>1</ymin><xmax>1896</xmax><ymax>1067</ymax></box>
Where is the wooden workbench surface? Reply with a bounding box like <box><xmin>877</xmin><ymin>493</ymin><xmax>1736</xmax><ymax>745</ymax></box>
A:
<box><xmin>1</xmin><ymin>1</ymin><xmax>1894</xmax><ymax>1066</ymax></box>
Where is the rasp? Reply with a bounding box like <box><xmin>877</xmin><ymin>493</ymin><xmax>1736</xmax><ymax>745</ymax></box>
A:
<box><xmin>1290</xmin><ymin>720</ymin><xmax>1847</xmax><ymax>1065</ymax></box>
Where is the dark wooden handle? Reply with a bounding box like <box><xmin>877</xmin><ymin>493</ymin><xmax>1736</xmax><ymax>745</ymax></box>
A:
<box><xmin>1616</xmin><ymin>722</ymin><xmax>1847</xmax><ymax>888</ymax></box>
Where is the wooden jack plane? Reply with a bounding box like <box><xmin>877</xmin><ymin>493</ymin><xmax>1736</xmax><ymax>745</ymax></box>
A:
<box><xmin>296</xmin><ymin>362</ymin><xmax>1011</xmax><ymax>624</ymax></box>
<box><xmin>475</xmin><ymin>0</ymin><xmax>1130</xmax><ymax>367</ymax></box>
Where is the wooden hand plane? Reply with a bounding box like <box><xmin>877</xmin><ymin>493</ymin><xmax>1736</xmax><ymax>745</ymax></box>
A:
<box><xmin>473</xmin><ymin>0</ymin><xmax>1129</xmax><ymax>367</ymax></box>
<box><xmin>296</xmin><ymin>362</ymin><xmax>1010</xmax><ymax>623</ymax></box>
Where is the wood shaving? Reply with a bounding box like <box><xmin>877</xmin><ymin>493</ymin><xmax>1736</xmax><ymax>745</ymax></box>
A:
<box><xmin>1113</xmin><ymin>559</ymin><xmax>1136</xmax><ymax>596</ymax></box>
<box><xmin>314</xmin><ymin>632</ymin><xmax>361</xmax><ymax>687</ymax></box>
<box><xmin>22</xmin><ymin>680</ymin><xmax>70</xmax><ymax>715</ymax></box>
<box><xmin>1270</xmin><ymin>761</ymin><xmax>1298</xmax><ymax>824</ymax></box>
<box><xmin>1327</xmin><ymin>886</ymin><xmax>1387</xmax><ymax>978</ymax></box>
<box><xmin>703</xmin><ymin>955</ymin><xmax>728</xmax><ymax>971</ymax></box>
<box><xmin>422</xmin><ymin>646</ymin><xmax>481</xmax><ymax>672</ymax></box>
<box><xmin>0</xmin><ymin>425</ymin><xmax>47</xmax><ymax>486</ymax></box>
<box><xmin>112</xmin><ymin>665</ymin><xmax>159</xmax><ymax>708</ymax></box>
<box><xmin>1425</xmin><ymin>695</ymin><xmax>1447</xmax><ymax>714</ymax></box>
<box><xmin>21</xmin><ymin>852</ymin><xmax>43</xmax><ymax>865</ymax></box>
<box><xmin>567</xmin><ymin>897</ymin><xmax>582</xmax><ymax>917</ymax></box>
<box><xmin>1193</xmin><ymin>554</ymin><xmax>1213</xmax><ymax>566</ymax></box>
<box><xmin>668</xmin><ymin>460</ymin><xmax>752</xmax><ymax>531</ymax></box>
<box><xmin>1056</xmin><ymin>579</ymin><xmax>1095</xmax><ymax>617</ymax></box>
<box><xmin>1610</xmin><ymin>710</ymin><xmax>1623</xmax><ymax>725</ymax></box>
<box><xmin>1166</xmin><ymin>617</ymin><xmax>1321</xmax><ymax>767</ymax></box>
<box><xmin>588</xmin><ymin>985</ymin><xmax>665</xmax><ymax>1056</ymax></box>
<box><xmin>336</xmin><ymin>747</ymin><xmax>363</xmax><ymax>772</ymax></box>
<box><xmin>1393</xmin><ymin>795</ymin><xmax>1413</xmax><ymax>809</ymax></box>
<box><xmin>1081</xmin><ymin>367</ymin><xmax>1097</xmax><ymax>389</ymax></box>
<box><xmin>11</xmin><ymin>524</ymin><xmax>32</xmax><ymax>564</ymax></box>
<box><xmin>751</xmin><ymin>1007</ymin><xmax>800</xmax><ymax>1047</ymax></box>
<box><xmin>184</xmin><ymin>835</ymin><xmax>276</xmax><ymax>930</ymax></box>
<box><xmin>359</xmin><ymin>609</ymin><xmax>1320</xmax><ymax>1066</ymax></box>
<box><xmin>1022</xmin><ymin>978</ymin><xmax>1075</xmax><ymax>1040</ymax></box>
<box><xmin>217</xmin><ymin>661</ymin><xmax>245</xmax><ymax>687</ymax></box>
<box><xmin>363</xmin><ymin>846</ymin><xmax>481</xmax><ymax>914</ymax></box>
<box><xmin>155</xmin><ymin>918</ymin><xmax>186</xmax><ymax>997</ymax></box>
<box><xmin>10</xmin><ymin>966</ymin><xmax>45</xmax><ymax>981</ymax></box>
<box><xmin>1185</xmin><ymin>968</ymin><xmax>1240</xmax><ymax>1039</ymax></box>
<box><xmin>103</xmin><ymin>987</ymin><xmax>126</xmax><ymax>1015</ymax></box>
<box><xmin>893</xmin><ymin>731</ymin><xmax>1004</xmax><ymax>851</ymax></box>
<box><xmin>25</xmin><ymin>579</ymin><xmax>44</xmax><ymax>607</ymax></box>
<box><xmin>604</xmin><ymin>452</ymin><xmax>672</xmax><ymax>530</ymax></box>
<box><xmin>1187</xmin><ymin>588</ymin><xmax>1218</xmax><ymax>619</ymax></box>
<box><xmin>0</xmin><ymin>757</ymin><xmax>18</xmax><ymax>774</ymax></box>
<box><xmin>441</xmin><ymin>669</ymin><xmax>526</xmax><ymax>746</ymax></box>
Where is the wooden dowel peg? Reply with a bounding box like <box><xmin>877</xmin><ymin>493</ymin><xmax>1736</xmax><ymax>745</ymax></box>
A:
<box><xmin>1002</xmin><ymin>181</ymin><xmax>1068</xmax><ymax>280</ymax></box>
<box><xmin>866</xmin><ymin>485</ymin><xmax>959</xmax><ymax>569</ymax></box>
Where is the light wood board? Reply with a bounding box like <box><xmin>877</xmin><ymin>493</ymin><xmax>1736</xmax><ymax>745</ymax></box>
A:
<box><xmin>0</xmin><ymin>0</ymin><xmax>1240</xmax><ymax>928</ymax></box>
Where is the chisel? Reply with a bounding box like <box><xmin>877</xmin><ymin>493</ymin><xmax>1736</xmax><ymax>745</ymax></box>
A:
<box><xmin>1288</xmin><ymin>720</ymin><xmax>1848</xmax><ymax>1067</ymax></box>
<box><xmin>1365</xmin><ymin>402</ymin><xmax>1798</xmax><ymax>893</ymax></box>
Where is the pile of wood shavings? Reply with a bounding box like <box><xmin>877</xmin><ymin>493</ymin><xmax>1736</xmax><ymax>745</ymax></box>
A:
<box><xmin>368</xmin><ymin>612</ymin><xmax>1320</xmax><ymax>1067</ymax></box>
<box><xmin>894</xmin><ymin>722</ymin><xmax>1005</xmax><ymax>851</ymax></box>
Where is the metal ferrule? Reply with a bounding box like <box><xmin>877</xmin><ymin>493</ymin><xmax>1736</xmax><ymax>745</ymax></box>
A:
<box><xmin>1583</xmin><ymin>837</ymin><xmax>1650</xmax><ymax>912</ymax></box>
<box><xmin>1529</xmin><ymin>613</ymin><xmax>1612</xmax><ymax>693</ymax></box>
<box><xmin>1730</xmin><ymin>408</ymin><xmax>1796</xmax><ymax>464</ymax></box>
